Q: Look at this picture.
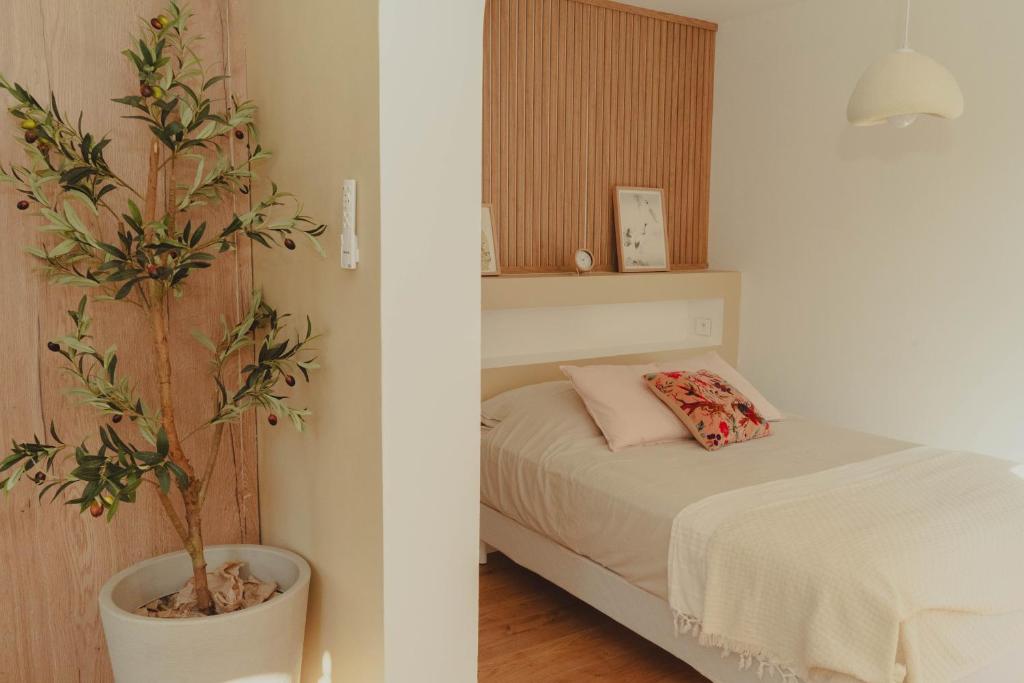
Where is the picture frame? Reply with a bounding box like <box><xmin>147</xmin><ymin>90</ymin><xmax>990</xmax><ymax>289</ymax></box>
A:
<box><xmin>613</xmin><ymin>187</ymin><xmax>670</xmax><ymax>273</ymax></box>
<box><xmin>481</xmin><ymin>204</ymin><xmax>501</xmax><ymax>276</ymax></box>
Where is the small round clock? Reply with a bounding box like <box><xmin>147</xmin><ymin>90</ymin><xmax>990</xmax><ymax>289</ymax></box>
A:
<box><xmin>574</xmin><ymin>249</ymin><xmax>595</xmax><ymax>274</ymax></box>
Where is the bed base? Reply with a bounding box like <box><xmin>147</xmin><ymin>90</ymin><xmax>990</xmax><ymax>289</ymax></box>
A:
<box><xmin>480</xmin><ymin>504</ymin><xmax>767</xmax><ymax>683</ymax></box>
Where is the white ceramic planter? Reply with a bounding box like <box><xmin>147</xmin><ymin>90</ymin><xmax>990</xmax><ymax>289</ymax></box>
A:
<box><xmin>99</xmin><ymin>544</ymin><xmax>311</xmax><ymax>683</ymax></box>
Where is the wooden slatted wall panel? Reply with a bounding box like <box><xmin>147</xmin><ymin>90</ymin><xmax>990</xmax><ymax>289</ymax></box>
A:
<box><xmin>483</xmin><ymin>0</ymin><xmax>716</xmax><ymax>273</ymax></box>
<box><xmin>0</xmin><ymin>2</ymin><xmax>257</xmax><ymax>681</ymax></box>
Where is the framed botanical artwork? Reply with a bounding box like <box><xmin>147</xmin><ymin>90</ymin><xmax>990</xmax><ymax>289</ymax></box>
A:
<box><xmin>481</xmin><ymin>204</ymin><xmax>500</xmax><ymax>276</ymax></box>
<box><xmin>613</xmin><ymin>187</ymin><xmax>670</xmax><ymax>273</ymax></box>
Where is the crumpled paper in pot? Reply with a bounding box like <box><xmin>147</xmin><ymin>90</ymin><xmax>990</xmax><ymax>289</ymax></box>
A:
<box><xmin>135</xmin><ymin>561</ymin><xmax>277</xmax><ymax>618</ymax></box>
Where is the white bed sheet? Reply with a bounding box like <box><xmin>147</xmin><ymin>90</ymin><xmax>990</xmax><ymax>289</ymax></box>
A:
<box><xmin>481</xmin><ymin>380</ymin><xmax>911</xmax><ymax>600</ymax></box>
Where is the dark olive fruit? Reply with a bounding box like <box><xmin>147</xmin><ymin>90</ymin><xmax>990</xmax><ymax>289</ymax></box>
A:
<box><xmin>267</xmin><ymin>414</ymin><xmax>278</xmax><ymax>426</ymax></box>
<box><xmin>169</xmin><ymin>250</ymin><xmax>179</xmax><ymax>259</ymax></box>
<box><xmin>234</xmin><ymin>129</ymin><xmax>245</xmax><ymax>140</ymax></box>
<box><xmin>46</xmin><ymin>341</ymin><xmax>60</xmax><ymax>353</ymax></box>
<box><xmin>17</xmin><ymin>199</ymin><xmax>30</xmax><ymax>210</ymax></box>
<box><xmin>33</xmin><ymin>472</ymin><xmax>46</xmax><ymax>484</ymax></box>
<box><xmin>285</xmin><ymin>374</ymin><xmax>296</xmax><ymax>387</ymax></box>
<box><xmin>24</xmin><ymin>130</ymin><xmax>37</xmax><ymax>143</ymax></box>
<box><xmin>140</xmin><ymin>83</ymin><xmax>154</xmax><ymax>98</ymax></box>
<box><xmin>111</xmin><ymin>414</ymin><xmax>123</xmax><ymax>424</ymax></box>
<box><xmin>150</xmin><ymin>17</ymin><xmax>163</xmax><ymax>29</ymax></box>
<box><xmin>283</xmin><ymin>238</ymin><xmax>296</xmax><ymax>251</ymax></box>
<box><xmin>89</xmin><ymin>500</ymin><xmax>104</xmax><ymax>518</ymax></box>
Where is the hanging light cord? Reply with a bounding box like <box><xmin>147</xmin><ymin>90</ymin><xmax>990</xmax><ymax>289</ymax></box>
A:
<box><xmin>903</xmin><ymin>0</ymin><xmax>911</xmax><ymax>49</ymax></box>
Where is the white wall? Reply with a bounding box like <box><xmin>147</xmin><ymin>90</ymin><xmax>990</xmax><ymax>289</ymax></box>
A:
<box><xmin>711</xmin><ymin>0</ymin><xmax>1024</xmax><ymax>460</ymax></box>
<box><xmin>378</xmin><ymin>1</ymin><xmax>483</xmax><ymax>682</ymax></box>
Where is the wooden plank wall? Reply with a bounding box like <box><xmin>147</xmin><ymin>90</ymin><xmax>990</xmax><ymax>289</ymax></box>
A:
<box><xmin>482</xmin><ymin>0</ymin><xmax>717</xmax><ymax>273</ymax></box>
<box><xmin>0</xmin><ymin>2</ymin><xmax>257</xmax><ymax>681</ymax></box>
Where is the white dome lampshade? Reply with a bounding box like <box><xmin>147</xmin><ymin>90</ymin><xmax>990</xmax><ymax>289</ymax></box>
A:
<box><xmin>847</xmin><ymin>0</ymin><xmax>963</xmax><ymax>128</ymax></box>
<box><xmin>847</xmin><ymin>48</ymin><xmax>964</xmax><ymax>127</ymax></box>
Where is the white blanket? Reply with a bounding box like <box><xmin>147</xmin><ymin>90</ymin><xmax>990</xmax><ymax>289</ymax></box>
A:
<box><xmin>668</xmin><ymin>447</ymin><xmax>1024</xmax><ymax>683</ymax></box>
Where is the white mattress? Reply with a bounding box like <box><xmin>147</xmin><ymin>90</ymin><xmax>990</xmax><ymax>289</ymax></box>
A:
<box><xmin>481</xmin><ymin>380</ymin><xmax>911</xmax><ymax>599</ymax></box>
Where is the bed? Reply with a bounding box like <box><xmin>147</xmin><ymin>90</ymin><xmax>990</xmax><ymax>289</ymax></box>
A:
<box><xmin>478</xmin><ymin>273</ymin><xmax>1024</xmax><ymax>683</ymax></box>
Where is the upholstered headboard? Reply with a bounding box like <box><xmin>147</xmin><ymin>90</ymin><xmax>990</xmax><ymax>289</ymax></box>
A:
<box><xmin>481</xmin><ymin>271</ymin><xmax>741</xmax><ymax>399</ymax></box>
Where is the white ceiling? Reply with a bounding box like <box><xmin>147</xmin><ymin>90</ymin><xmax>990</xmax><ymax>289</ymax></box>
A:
<box><xmin>621</xmin><ymin>0</ymin><xmax>803</xmax><ymax>24</ymax></box>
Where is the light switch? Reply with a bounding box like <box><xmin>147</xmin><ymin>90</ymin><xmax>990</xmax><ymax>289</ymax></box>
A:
<box><xmin>695</xmin><ymin>317</ymin><xmax>712</xmax><ymax>337</ymax></box>
<box><xmin>341</xmin><ymin>179</ymin><xmax>358</xmax><ymax>269</ymax></box>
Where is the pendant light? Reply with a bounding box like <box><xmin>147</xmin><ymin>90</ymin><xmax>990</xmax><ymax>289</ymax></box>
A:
<box><xmin>847</xmin><ymin>0</ymin><xmax>963</xmax><ymax>127</ymax></box>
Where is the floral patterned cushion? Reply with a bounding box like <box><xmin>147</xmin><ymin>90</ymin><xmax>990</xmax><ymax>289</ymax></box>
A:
<box><xmin>644</xmin><ymin>370</ymin><xmax>772</xmax><ymax>451</ymax></box>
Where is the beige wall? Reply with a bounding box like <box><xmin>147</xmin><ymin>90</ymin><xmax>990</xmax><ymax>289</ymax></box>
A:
<box><xmin>246</xmin><ymin>1</ymin><xmax>385</xmax><ymax>681</ymax></box>
<box><xmin>710</xmin><ymin>0</ymin><xmax>1024</xmax><ymax>460</ymax></box>
<box><xmin>248</xmin><ymin>1</ymin><xmax>484</xmax><ymax>681</ymax></box>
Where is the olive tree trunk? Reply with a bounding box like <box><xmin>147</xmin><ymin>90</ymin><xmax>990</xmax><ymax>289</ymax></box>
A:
<box><xmin>143</xmin><ymin>139</ymin><xmax>213</xmax><ymax>613</ymax></box>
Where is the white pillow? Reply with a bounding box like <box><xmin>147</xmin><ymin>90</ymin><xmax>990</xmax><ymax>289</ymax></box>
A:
<box><xmin>481</xmin><ymin>380</ymin><xmax>601</xmax><ymax>438</ymax></box>
<box><xmin>560</xmin><ymin>363</ymin><xmax>690</xmax><ymax>451</ymax></box>
<box><xmin>656</xmin><ymin>351</ymin><xmax>783</xmax><ymax>421</ymax></box>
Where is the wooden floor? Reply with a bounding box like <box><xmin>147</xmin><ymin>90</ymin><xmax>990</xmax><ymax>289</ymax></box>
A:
<box><xmin>479</xmin><ymin>553</ymin><xmax>710</xmax><ymax>682</ymax></box>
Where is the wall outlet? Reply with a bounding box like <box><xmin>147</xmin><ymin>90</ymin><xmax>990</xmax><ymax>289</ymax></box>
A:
<box><xmin>695</xmin><ymin>317</ymin><xmax>712</xmax><ymax>337</ymax></box>
<box><xmin>341</xmin><ymin>179</ymin><xmax>358</xmax><ymax>269</ymax></box>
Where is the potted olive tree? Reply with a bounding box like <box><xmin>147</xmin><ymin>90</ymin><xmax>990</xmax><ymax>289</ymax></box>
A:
<box><xmin>0</xmin><ymin>4</ymin><xmax>321</xmax><ymax>681</ymax></box>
